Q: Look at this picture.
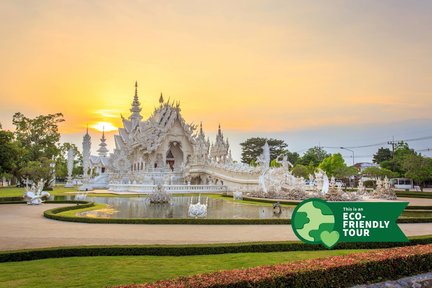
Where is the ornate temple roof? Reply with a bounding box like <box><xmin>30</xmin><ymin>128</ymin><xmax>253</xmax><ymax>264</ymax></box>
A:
<box><xmin>113</xmin><ymin>83</ymin><xmax>198</xmax><ymax>155</ymax></box>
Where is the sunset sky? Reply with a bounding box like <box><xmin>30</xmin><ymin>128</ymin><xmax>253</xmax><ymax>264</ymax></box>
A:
<box><xmin>1</xmin><ymin>0</ymin><xmax>431</xmax><ymax>162</ymax></box>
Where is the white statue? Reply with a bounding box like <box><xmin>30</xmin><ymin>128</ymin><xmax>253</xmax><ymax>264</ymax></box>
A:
<box><xmin>188</xmin><ymin>195</ymin><xmax>208</xmax><ymax>218</ymax></box>
<box><xmin>257</xmin><ymin>141</ymin><xmax>271</xmax><ymax>193</ymax></box>
<box><xmin>233</xmin><ymin>191</ymin><xmax>243</xmax><ymax>200</ymax></box>
<box><xmin>322</xmin><ymin>173</ymin><xmax>329</xmax><ymax>194</ymax></box>
<box><xmin>23</xmin><ymin>179</ymin><xmax>50</xmax><ymax>205</ymax></box>
<box><xmin>64</xmin><ymin>148</ymin><xmax>75</xmax><ymax>188</ymax></box>
<box><xmin>148</xmin><ymin>184</ymin><xmax>171</xmax><ymax>203</ymax></box>
<box><xmin>276</xmin><ymin>154</ymin><xmax>293</xmax><ymax>171</ymax></box>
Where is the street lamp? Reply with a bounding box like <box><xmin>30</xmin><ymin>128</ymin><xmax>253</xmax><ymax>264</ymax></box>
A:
<box><xmin>340</xmin><ymin>147</ymin><xmax>355</xmax><ymax>166</ymax></box>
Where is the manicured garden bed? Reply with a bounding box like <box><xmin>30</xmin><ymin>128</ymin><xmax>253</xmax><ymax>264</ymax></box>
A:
<box><xmin>0</xmin><ymin>249</ymin><xmax>365</xmax><ymax>288</ymax></box>
<box><xmin>115</xmin><ymin>244</ymin><xmax>432</xmax><ymax>288</ymax></box>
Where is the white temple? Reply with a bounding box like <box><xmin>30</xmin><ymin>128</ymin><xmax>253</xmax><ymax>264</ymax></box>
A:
<box><xmin>77</xmin><ymin>82</ymin><xmax>395</xmax><ymax>201</ymax></box>
<box><xmin>79</xmin><ymin>82</ymin><xmax>262</xmax><ymax>193</ymax></box>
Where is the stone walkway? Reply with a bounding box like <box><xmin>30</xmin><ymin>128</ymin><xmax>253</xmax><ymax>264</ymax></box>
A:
<box><xmin>0</xmin><ymin>204</ymin><xmax>431</xmax><ymax>251</ymax></box>
<box><xmin>353</xmin><ymin>272</ymin><xmax>432</xmax><ymax>287</ymax></box>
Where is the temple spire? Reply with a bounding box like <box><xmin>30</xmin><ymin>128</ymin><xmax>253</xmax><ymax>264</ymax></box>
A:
<box><xmin>159</xmin><ymin>93</ymin><xmax>164</xmax><ymax>104</ymax></box>
<box><xmin>97</xmin><ymin>127</ymin><xmax>109</xmax><ymax>157</ymax></box>
<box><xmin>129</xmin><ymin>81</ymin><xmax>143</xmax><ymax>126</ymax></box>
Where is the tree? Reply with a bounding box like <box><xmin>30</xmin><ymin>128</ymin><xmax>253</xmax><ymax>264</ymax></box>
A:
<box><xmin>298</xmin><ymin>146</ymin><xmax>330</xmax><ymax>167</ymax></box>
<box><xmin>361</xmin><ymin>166</ymin><xmax>398</xmax><ymax>179</ymax></box>
<box><xmin>240</xmin><ymin>137</ymin><xmax>288</xmax><ymax>164</ymax></box>
<box><xmin>19</xmin><ymin>157</ymin><xmax>55</xmax><ymax>185</ymax></box>
<box><xmin>402</xmin><ymin>154</ymin><xmax>432</xmax><ymax>191</ymax></box>
<box><xmin>55</xmin><ymin>142</ymin><xmax>82</xmax><ymax>181</ymax></box>
<box><xmin>373</xmin><ymin>147</ymin><xmax>392</xmax><ymax>164</ymax></box>
<box><xmin>380</xmin><ymin>143</ymin><xmax>417</xmax><ymax>177</ymax></box>
<box><xmin>13</xmin><ymin>112</ymin><xmax>64</xmax><ymax>161</ymax></box>
<box><xmin>291</xmin><ymin>164</ymin><xmax>313</xmax><ymax>179</ymax></box>
<box><xmin>0</xmin><ymin>129</ymin><xmax>23</xmax><ymax>183</ymax></box>
<box><xmin>318</xmin><ymin>153</ymin><xmax>347</xmax><ymax>177</ymax></box>
<box><xmin>12</xmin><ymin>112</ymin><xmax>64</xmax><ymax>187</ymax></box>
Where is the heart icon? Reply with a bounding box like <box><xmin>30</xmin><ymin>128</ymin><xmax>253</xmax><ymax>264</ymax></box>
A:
<box><xmin>320</xmin><ymin>230</ymin><xmax>340</xmax><ymax>249</ymax></box>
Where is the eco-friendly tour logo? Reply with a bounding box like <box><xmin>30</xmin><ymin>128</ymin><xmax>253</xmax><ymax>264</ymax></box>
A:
<box><xmin>292</xmin><ymin>198</ymin><xmax>408</xmax><ymax>249</ymax></box>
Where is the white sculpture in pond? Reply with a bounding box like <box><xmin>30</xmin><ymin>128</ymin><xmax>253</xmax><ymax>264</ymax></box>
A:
<box><xmin>23</xmin><ymin>179</ymin><xmax>50</xmax><ymax>205</ymax></box>
<box><xmin>233</xmin><ymin>191</ymin><xmax>243</xmax><ymax>200</ymax></box>
<box><xmin>148</xmin><ymin>184</ymin><xmax>171</xmax><ymax>203</ymax></box>
<box><xmin>74</xmin><ymin>191</ymin><xmax>87</xmax><ymax>201</ymax></box>
<box><xmin>188</xmin><ymin>195</ymin><xmax>208</xmax><ymax>218</ymax></box>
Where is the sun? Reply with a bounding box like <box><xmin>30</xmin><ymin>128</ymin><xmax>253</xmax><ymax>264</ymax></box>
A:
<box><xmin>91</xmin><ymin>121</ymin><xmax>117</xmax><ymax>132</ymax></box>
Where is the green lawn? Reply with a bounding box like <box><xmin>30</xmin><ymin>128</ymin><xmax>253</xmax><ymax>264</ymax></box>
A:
<box><xmin>0</xmin><ymin>249</ymin><xmax>365</xmax><ymax>288</ymax></box>
<box><xmin>0</xmin><ymin>186</ymin><xmax>79</xmax><ymax>197</ymax></box>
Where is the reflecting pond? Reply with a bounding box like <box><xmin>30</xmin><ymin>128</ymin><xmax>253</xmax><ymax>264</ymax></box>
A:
<box><xmin>56</xmin><ymin>196</ymin><xmax>294</xmax><ymax>219</ymax></box>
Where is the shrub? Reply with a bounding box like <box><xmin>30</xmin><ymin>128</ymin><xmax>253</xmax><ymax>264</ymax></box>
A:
<box><xmin>363</xmin><ymin>180</ymin><xmax>375</xmax><ymax>188</ymax></box>
<box><xmin>1</xmin><ymin>236</ymin><xmax>431</xmax><ymax>263</ymax></box>
<box><xmin>115</xmin><ymin>244</ymin><xmax>432</xmax><ymax>288</ymax></box>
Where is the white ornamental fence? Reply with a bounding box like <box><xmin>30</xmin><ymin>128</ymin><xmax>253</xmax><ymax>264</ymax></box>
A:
<box><xmin>108</xmin><ymin>184</ymin><xmax>227</xmax><ymax>193</ymax></box>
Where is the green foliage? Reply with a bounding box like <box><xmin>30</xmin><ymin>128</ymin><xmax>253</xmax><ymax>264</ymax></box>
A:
<box><xmin>318</xmin><ymin>153</ymin><xmax>355</xmax><ymax>179</ymax></box>
<box><xmin>12</xmin><ymin>112</ymin><xmax>64</xmax><ymax>161</ymax></box>
<box><xmin>240</xmin><ymin>137</ymin><xmax>288</xmax><ymax>164</ymax></box>
<box><xmin>55</xmin><ymin>142</ymin><xmax>82</xmax><ymax>180</ymax></box>
<box><xmin>270</xmin><ymin>159</ymin><xmax>281</xmax><ymax>167</ymax></box>
<box><xmin>1</xmin><ymin>236</ymin><xmax>431</xmax><ymax>263</ymax></box>
<box><xmin>380</xmin><ymin>143</ymin><xmax>417</xmax><ymax>176</ymax></box>
<box><xmin>298</xmin><ymin>146</ymin><xmax>330</xmax><ymax>167</ymax></box>
<box><xmin>11</xmin><ymin>112</ymin><xmax>64</xmax><ymax>187</ymax></box>
<box><xmin>361</xmin><ymin>166</ymin><xmax>398</xmax><ymax>179</ymax></box>
<box><xmin>19</xmin><ymin>157</ymin><xmax>54</xmax><ymax>184</ymax></box>
<box><xmin>0</xmin><ymin>129</ymin><xmax>23</xmax><ymax>179</ymax></box>
<box><xmin>373</xmin><ymin>147</ymin><xmax>392</xmax><ymax>164</ymax></box>
<box><xmin>363</xmin><ymin>180</ymin><xmax>375</xmax><ymax>188</ymax></box>
<box><xmin>291</xmin><ymin>164</ymin><xmax>313</xmax><ymax>179</ymax></box>
<box><xmin>402</xmin><ymin>154</ymin><xmax>432</xmax><ymax>191</ymax></box>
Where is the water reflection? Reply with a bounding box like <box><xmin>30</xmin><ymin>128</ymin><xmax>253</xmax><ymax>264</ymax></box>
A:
<box><xmin>56</xmin><ymin>196</ymin><xmax>294</xmax><ymax>219</ymax></box>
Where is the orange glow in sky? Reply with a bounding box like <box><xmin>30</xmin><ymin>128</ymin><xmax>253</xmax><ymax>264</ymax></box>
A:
<box><xmin>1</xmin><ymin>1</ymin><xmax>432</xmax><ymax>161</ymax></box>
<box><xmin>91</xmin><ymin>122</ymin><xmax>118</xmax><ymax>132</ymax></box>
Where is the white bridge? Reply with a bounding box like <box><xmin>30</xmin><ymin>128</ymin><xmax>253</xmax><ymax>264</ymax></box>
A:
<box><xmin>109</xmin><ymin>184</ymin><xmax>227</xmax><ymax>193</ymax></box>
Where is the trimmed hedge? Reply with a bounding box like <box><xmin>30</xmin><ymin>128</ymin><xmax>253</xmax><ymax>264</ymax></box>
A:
<box><xmin>1</xmin><ymin>235</ymin><xmax>431</xmax><ymax>263</ymax></box>
<box><xmin>0</xmin><ymin>196</ymin><xmax>23</xmax><ymax>202</ymax></box>
<box><xmin>43</xmin><ymin>201</ymin><xmax>432</xmax><ymax>224</ymax></box>
<box><xmin>116</xmin><ymin>244</ymin><xmax>432</xmax><ymax>288</ymax></box>
<box><xmin>396</xmin><ymin>191</ymin><xmax>432</xmax><ymax>199</ymax></box>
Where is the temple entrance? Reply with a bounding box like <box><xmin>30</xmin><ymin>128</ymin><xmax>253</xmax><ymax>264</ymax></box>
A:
<box><xmin>166</xmin><ymin>150</ymin><xmax>175</xmax><ymax>171</ymax></box>
<box><xmin>166</xmin><ymin>141</ymin><xmax>183</xmax><ymax>171</ymax></box>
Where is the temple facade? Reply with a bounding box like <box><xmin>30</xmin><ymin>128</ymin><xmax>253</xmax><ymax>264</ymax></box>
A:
<box><xmin>80</xmin><ymin>82</ymin><xmax>260</xmax><ymax>192</ymax></box>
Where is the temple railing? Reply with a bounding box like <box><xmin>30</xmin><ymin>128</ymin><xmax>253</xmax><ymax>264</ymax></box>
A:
<box><xmin>108</xmin><ymin>184</ymin><xmax>227</xmax><ymax>193</ymax></box>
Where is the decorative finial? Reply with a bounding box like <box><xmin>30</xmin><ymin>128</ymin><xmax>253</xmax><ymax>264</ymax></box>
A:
<box><xmin>134</xmin><ymin>81</ymin><xmax>138</xmax><ymax>96</ymax></box>
<box><xmin>159</xmin><ymin>93</ymin><xmax>164</xmax><ymax>104</ymax></box>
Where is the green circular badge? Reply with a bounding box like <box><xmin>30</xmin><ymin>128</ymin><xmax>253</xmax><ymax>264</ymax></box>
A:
<box><xmin>292</xmin><ymin>198</ymin><xmax>337</xmax><ymax>246</ymax></box>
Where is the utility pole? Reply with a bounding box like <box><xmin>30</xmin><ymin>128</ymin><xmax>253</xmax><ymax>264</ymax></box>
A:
<box><xmin>388</xmin><ymin>136</ymin><xmax>396</xmax><ymax>157</ymax></box>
